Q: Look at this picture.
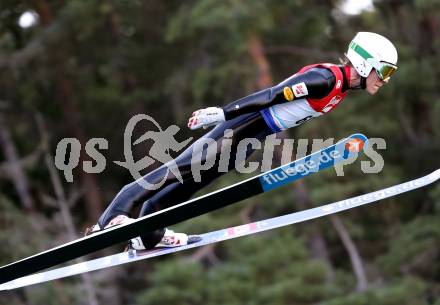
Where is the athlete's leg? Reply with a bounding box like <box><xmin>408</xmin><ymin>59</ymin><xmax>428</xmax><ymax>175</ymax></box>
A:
<box><xmin>135</xmin><ymin>112</ymin><xmax>273</xmax><ymax>248</ymax></box>
<box><xmin>97</xmin><ymin>112</ymin><xmax>272</xmax><ymax>230</ymax></box>
<box><xmin>97</xmin><ymin>165</ymin><xmax>174</xmax><ymax>228</ymax></box>
<box><xmin>97</xmin><ymin>128</ymin><xmax>209</xmax><ymax>228</ymax></box>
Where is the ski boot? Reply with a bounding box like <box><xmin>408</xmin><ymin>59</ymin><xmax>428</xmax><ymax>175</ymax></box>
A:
<box><xmin>130</xmin><ymin>228</ymin><xmax>202</xmax><ymax>250</ymax></box>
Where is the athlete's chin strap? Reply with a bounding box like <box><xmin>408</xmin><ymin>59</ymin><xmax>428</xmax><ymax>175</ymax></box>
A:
<box><xmin>350</xmin><ymin>76</ymin><xmax>366</xmax><ymax>90</ymax></box>
<box><xmin>360</xmin><ymin>76</ymin><xmax>367</xmax><ymax>89</ymax></box>
<box><xmin>342</xmin><ymin>65</ymin><xmax>367</xmax><ymax>91</ymax></box>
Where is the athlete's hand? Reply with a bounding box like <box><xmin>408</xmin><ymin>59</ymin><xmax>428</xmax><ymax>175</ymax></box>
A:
<box><xmin>188</xmin><ymin>107</ymin><xmax>226</xmax><ymax>130</ymax></box>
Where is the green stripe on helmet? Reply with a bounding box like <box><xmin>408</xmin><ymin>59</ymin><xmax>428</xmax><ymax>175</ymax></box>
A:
<box><xmin>350</xmin><ymin>41</ymin><xmax>373</xmax><ymax>60</ymax></box>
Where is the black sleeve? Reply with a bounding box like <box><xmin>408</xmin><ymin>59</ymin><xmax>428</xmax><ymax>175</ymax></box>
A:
<box><xmin>222</xmin><ymin>67</ymin><xmax>336</xmax><ymax>120</ymax></box>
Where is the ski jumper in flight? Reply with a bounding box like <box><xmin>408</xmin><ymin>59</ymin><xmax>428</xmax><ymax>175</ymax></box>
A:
<box><xmin>87</xmin><ymin>32</ymin><xmax>398</xmax><ymax>250</ymax></box>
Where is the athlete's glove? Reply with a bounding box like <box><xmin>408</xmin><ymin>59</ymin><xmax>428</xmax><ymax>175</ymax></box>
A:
<box><xmin>187</xmin><ymin>107</ymin><xmax>226</xmax><ymax>130</ymax></box>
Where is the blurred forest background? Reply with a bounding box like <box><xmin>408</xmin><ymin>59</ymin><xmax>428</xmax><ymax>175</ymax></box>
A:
<box><xmin>0</xmin><ymin>0</ymin><xmax>439</xmax><ymax>304</ymax></box>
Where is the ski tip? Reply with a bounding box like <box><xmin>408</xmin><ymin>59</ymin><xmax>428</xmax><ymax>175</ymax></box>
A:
<box><xmin>347</xmin><ymin>133</ymin><xmax>368</xmax><ymax>146</ymax></box>
<box><xmin>338</xmin><ymin>133</ymin><xmax>368</xmax><ymax>156</ymax></box>
<box><xmin>348</xmin><ymin>133</ymin><xmax>367</xmax><ymax>140</ymax></box>
<box><xmin>429</xmin><ymin>169</ymin><xmax>440</xmax><ymax>181</ymax></box>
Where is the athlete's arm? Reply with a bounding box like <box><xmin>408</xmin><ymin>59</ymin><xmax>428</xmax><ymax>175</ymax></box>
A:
<box><xmin>188</xmin><ymin>67</ymin><xmax>335</xmax><ymax>130</ymax></box>
<box><xmin>222</xmin><ymin>67</ymin><xmax>335</xmax><ymax>120</ymax></box>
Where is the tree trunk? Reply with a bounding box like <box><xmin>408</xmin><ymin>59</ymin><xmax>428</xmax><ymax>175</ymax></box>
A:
<box><xmin>31</xmin><ymin>0</ymin><xmax>103</xmax><ymax>221</ymax></box>
<box><xmin>0</xmin><ymin>115</ymin><xmax>35</xmax><ymax>211</ymax></box>
<box><xmin>36</xmin><ymin>114</ymin><xmax>99</xmax><ymax>305</ymax></box>
<box><xmin>290</xmin><ymin>175</ymin><xmax>335</xmax><ymax>281</ymax></box>
<box><xmin>0</xmin><ymin>114</ymin><xmax>48</xmax><ymax>249</ymax></box>
<box><xmin>330</xmin><ymin>215</ymin><xmax>368</xmax><ymax>291</ymax></box>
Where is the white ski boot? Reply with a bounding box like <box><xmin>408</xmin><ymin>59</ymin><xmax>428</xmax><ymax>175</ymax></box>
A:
<box><xmin>130</xmin><ymin>228</ymin><xmax>202</xmax><ymax>250</ymax></box>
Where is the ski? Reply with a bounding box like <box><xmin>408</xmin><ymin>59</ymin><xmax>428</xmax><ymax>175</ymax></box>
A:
<box><xmin>1</xmin><ymin>168</ymin><xmax>438</xmax><ymax>290</ymax></box>
<box><xmin>0</xmin><ymin>133</ymin><xmax>367</xmax><ymax>284</ymax></box>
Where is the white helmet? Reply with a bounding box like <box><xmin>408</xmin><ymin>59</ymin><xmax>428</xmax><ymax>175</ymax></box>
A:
<box><xmin>346</xmin><ymin>32</ymin><xmax>398</xmax><ymax>81</ymax></box>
